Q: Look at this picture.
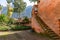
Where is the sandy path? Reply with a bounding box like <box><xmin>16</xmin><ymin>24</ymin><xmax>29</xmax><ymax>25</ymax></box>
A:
<box><xmin>0</xmin><ymin>30</ymin><xmax>51</xmax><ymax>40</ymax></box>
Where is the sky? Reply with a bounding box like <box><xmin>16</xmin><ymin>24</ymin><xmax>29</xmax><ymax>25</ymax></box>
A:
<box><xmin>0</xmin><ymin>0</ymin><xmax>34</xmax><ymax>7</ymax></box>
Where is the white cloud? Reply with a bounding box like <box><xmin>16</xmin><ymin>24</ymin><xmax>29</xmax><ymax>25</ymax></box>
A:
<box><xmin>0</xmin><ymin>0</ymin><xmax>7</xmax><ymax>7</ymax></box>
<box><xmin>24</xmin><ymin>0</ymin><xmax>34</xmax><ymax>6</ymax></box>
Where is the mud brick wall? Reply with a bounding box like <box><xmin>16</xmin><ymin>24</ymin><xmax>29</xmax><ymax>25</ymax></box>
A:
<box><xmin>38</xmin><ymin>0</ymin><xmax>60</xmax><ymax>36</ymax></box>
<box><xmin>31</xmin><ymin>6</ymin><xmax>44</xmax><ymax>33</ymax></box>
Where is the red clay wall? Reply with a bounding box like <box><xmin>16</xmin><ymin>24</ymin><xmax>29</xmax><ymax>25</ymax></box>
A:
<box><xmin>31</xmin><ymin>6</ymin><xmax>44</xmax><ymax>33</ymax></box>
<box><xmin>38</xmin><ymin>0</ymin><xmax>60</xmax><ymax>36</ymax></box>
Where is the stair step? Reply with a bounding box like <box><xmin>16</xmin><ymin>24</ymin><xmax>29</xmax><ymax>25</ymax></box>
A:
<box><xmin>35</xmin><ymin>15</ymin><xmax>60</xmax><ymax>40</ymax></box>
<box><xmin>43</xmin><ymin>27</ymin><xmax>51</xmax><ymax>30</ymax></box>
<box><xmin>44</xmin><ymin>30</ymin><xmax>52</xmax><ymax>32</ymax></box>
<box><xmin>53</xmin><ymin>37</ymin><xmax>60</xmax><ymax>38</ymax></box>
<box><xmin>47</xmin><ymin>30</ymin><xmax>54</xmax><ymax>32</ymax></box>
<box><xmin>45</xmin><ymin>27</ymin><xmax>51</xmax><ymax>30</ymax></box>
<box><xmin>49</xmin><ymin>35</ymin><xmax>59</xmax><ymax>38</ymax></box>
<box><xmin>49</xmin><ymin>35</ymin><xmax>60</xmax><ymax>39</ymax></box>
<box><xmin>44</xmin><ymin>28</ymin><xmax>51</xmax><ymax>30</ymax></box>
<box><xmin>48</xmin><ymin>32</ymin><xmax>55</xmax><ymax>34</ymax></box>
<box><xmin>49</xmin><ymin>35</ymin><xmax>58</xmax><ymax>37</ymax></box>
<box><xmin>52</xmin><ymin>37</ymin><xmax>60</xmax><ymax>39</ymax></box>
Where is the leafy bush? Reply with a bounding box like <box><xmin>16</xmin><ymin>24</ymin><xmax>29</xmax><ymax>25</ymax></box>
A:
<box><xmin>11</xmin><ymin>25</ymin><xmax>31</xmax><ymax>30</ymax></box>
<box><xmin>0</xmin><ymin>14</ymin><xmax>16</xmax><ymax>25</ymax></box>
<box><xmin>0</xmin><ymin>25</ymin><xmax>31</xmax><ymax>31</ymax></box>
<box><xmin>8</xmin><ymin>18</ymin><xmax>16</xmax><ymax>24</ymax></box>
<box><xmin>0</xmin><ymin>14</ymin><xmax>9</xmax><ymax>24</ymax></box>
<box><xmin>23</xmin><ymin>16</ymin><xmax>30</xmax><ymax>23</ymax></box>
<box><xmin>0</xmin><ymin>25</ymin><xmax>10</xmax><ymax>31</ymax></box>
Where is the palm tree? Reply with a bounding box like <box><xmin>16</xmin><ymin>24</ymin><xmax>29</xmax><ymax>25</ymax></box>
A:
<box><xmin>13</xmin><ymin>0</ymin><xmax>26</xmax><ymax>18</ymax></box>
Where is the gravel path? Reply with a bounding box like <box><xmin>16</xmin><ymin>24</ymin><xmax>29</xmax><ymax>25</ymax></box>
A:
<box><xmin>0</xmin><ymin>30</ymin><xmax>51</xmax><ymax>40</ymax></box>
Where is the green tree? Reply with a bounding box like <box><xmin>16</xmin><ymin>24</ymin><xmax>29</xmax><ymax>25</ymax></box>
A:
<box><xmin>6</xmin><ymin>0</ymin><xmax>12</xmax><ymax>4</ymax></box>
<box><xmin>0</xmin><ymin>14</ymin><xmax>8</xmax><ymax>24</ymax></box>
<box><xmin>13</xmin><ymin>0</ymin><xmax>26</xmax><ymax>18</ymax></box>
<box><xmin>23</xmin><ymin>16</ymin><xmax>29</xmax><ymax>23</ymax></box>
<box><xmin>29</xmin><ymin>0</ymin><xmax>37</xmax><ymax>4</ymax></box>
<box><xmin>0</xmin><ymin>5</ymin><xmax>2</xmax><ymax>14</ymax></box>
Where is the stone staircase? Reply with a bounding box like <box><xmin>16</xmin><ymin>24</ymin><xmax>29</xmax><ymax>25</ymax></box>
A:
<box><xmin>35</xmin><ymin>14</ymin><xmax>60</xmax><ymax>40</ymax></box>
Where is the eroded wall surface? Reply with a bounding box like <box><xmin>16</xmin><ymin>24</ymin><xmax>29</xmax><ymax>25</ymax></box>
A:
<box><xmin>31</xmin><ymin>6</ymin><xmax>44</xmax><ymax>33</ymax></box>
<box><xmin>38</xmin><ymin>0</ymin><xmax>60</xmax><ymax>36</ymax></box>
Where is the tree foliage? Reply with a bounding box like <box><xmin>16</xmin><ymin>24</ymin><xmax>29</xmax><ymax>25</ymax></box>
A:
<box><xmin>6</xmin><ymin>0</ymin><xmax>12</xmax><ymax>4</ymax></box>
<box><xmin>23</xmin><ymin>16</ymin><xmax>29</xmax><ymax>23</ymax></box>
<box><xmin>6</xmin><ymin>0</ymin><xmax>26</xmax><ymax>18</ymax></box>
<box><xmin>0</xmin><ymin>14</ymin><xmax>8</xmax><ymax>24</ymax></box>
<box><xmin>0</xmin><ymin>5</ymin><xmax>2</xmax><ymax>14</ymax></box>
<box><xmin>29</xmin><ymin>0</ymin><xmax>37</xmax><ymax>3</ymax></box>
<box><xmin>13</xmin><ymin>0</ymin><xmax>26</xmax><ymax>18</ymax></box>
<box><xmin>0</xmin><ymin>5</ymin><xmax>2</xmax><ymax>10</ymax></box>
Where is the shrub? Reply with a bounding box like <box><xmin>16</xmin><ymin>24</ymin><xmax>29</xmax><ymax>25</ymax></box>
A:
<box><xmin>0</xmin><ymin>14</ymin><xmax>9</xmax><ymax>24</ymax></box>
<box><xmin>8</xmin><ymin>18</ymin><xmax>15</xmax><ymax>24</ymax></box>
<box><xmin>0</xmin><ymin>25</ymin><xmax>31</xmax><ymax>31</ymax></box>
<box><xmin>11</xmin><ymin>25</ymin><xmax>31</xmax><ymax>30</ymax></box>
<box><xmin>23</xmin><ymin>16</ymin><xmax>30</xmax><ymax>23</ymax></box>
<box><xmin>0</xmin><ymin>25</ymin><xmax>10</xmax><ymax>31</ymax></box>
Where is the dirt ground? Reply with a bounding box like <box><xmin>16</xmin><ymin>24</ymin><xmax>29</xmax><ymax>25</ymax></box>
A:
<box><xmin>0</xmin><ymin>30</ymin><xmax>51</xmax><ymax>40</ymax></box>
